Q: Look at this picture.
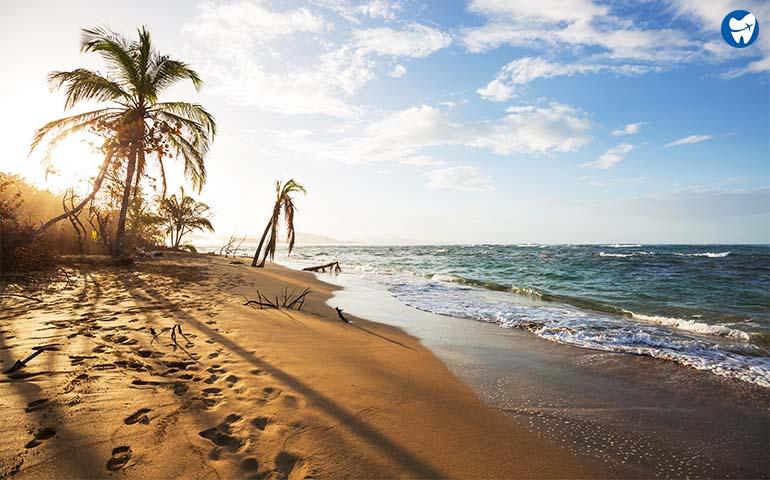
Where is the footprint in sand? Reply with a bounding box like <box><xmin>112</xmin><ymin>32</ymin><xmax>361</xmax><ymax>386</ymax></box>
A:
<box><xmin>251</xmin><ymin>417</ymin><xmax>269</xmax><ymax>431</ymax></box>
<box><xmin>204</xmin><ymin>374</ymin><xmax>219</xmax><ymax>385</ymax></box>
<box><xmin>262</xmin><ymin>387</ymin><xmax>281</xmax><ymax>401</ymax></box>
<box><xmin>25</xmin><ymin>398</ymin><xmax>49</xmax><ymax>413</ymax></box>
<box><xmin>198</xmin><ymin>414</ymin><xmax>244</xmax><ymax>452</ymax></box>
<box><xmin>24</xmin><ymin>427</ymin><xmax>56</xmax><ymax>448</ymax></box>
<box><xmin>106</xmin><ymin>446</ymin><xmax>132</xmax><ymax>471</ymax></box>
<box><xmin>224</xmin><ymin>375</ymin><xmax>238</xmax><ymax>388</ymax></box>
<box><xmin>173</xmin><ymin>382</ymin><xmax>189</xmax><ymax>395</ymax></box>
<box><xmin>275</xmin><ymin>451</ymin><xmax>309</xmax><ymax>480</ymax></box>
<box><xmin>207</xmin><ymin>364</ymin><xmax>226</xmax><ymax>374</ymax></box>
<box><xmin>124</xmin><ymin>408</ymin><xmax>152</xmax><ymax>425</ymax></box>
<box><xmin>202</xmin><ymin>387</ymin><xmax>222</xmax><ymax>397</ymax></box>
<box><xmin>242</xmin><ymin>457</ymin><xmax>259</xmax><ymax>472</ymax></box>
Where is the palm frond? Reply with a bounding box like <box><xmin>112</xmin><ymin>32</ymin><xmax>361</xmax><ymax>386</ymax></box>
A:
<box><xmin>30</xmin><ymin>108</ymin><xmax>119</xmax><ymax>154</ymax></box>
<box><xmin>154</xmin><ymin>102</ymin><xmax>216</xmax><ymax>136</ymax></box>
<box><xmin>149</xmin><ymin>56</ymin><xmax>203</xmax><ymax>99</ymax></box>
<box><xmin>165</xmin><ymin>132</ymin><xmax>207</xmax><ymax>191</ymax></box>
<box><xmin>80</xmin><ymin>26</ymin><xmax>140</xmax><ymax>91</ymax></box>
<box><xmin>48</xmin><ymin>69</ymin><xmax>130</xmax><ymax>110</ymax></box>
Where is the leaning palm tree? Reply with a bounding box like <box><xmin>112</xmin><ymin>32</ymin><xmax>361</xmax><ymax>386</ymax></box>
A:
<box><xmin>251</xmin><ymin>179</ymin><xmax>306</xmax><ymax>268</ymax></box>
<box><xmin>30</xmin><ymin>26</ymin><xmax>216</xmax><ymax>257</ymax></box>
<box><xmin>159</xmin><ymin>187</ymin><xmax>214</xmax><ymax>249</ymax></box>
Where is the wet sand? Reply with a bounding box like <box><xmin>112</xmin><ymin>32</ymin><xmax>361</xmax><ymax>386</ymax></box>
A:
<box><xmin>327</xmin><ymin>271</ymin><xmax>770</xmax><ymax>479</ymax></box>
<box><xmin>1</xmin><ymin>253</ymin><xmax>605</xmax><ymax>479</ymax></box>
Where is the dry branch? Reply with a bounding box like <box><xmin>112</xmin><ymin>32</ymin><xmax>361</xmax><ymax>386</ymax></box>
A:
<box><xmin>335</xmin><ymin>307</ymin><xmax>350</xmax><ymax>323</ymax></box>
<box><xmin>302</xmin><ymin>261</ymin><xmax>342</xmax><ymax>273</ymax></box>
<box><xmin>3</xmin><ymin>344</ymin><xmax>60</xmax><ymax>374</ymax></box>
<box><xmin>243</xmin><ymin>287</ymin><xmax>311</xmax><ymax>311</ymax></box>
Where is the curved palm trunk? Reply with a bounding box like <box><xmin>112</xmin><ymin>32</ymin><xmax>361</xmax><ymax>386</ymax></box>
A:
<box><xmin>114</xmin><ymin>147</ymin><xmax>139</xmax><ymax>257</ymax></box>
<box><xmin>251</xmin><ymin>218</ymin><xmax>273</xmax><ymax>267</ymax></box>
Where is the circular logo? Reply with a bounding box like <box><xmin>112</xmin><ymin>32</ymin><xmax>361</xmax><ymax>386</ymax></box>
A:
<box><xmin>721</xmin><ymin>10</ymin><xmax>759</xmax><ymax>48</ymax></box>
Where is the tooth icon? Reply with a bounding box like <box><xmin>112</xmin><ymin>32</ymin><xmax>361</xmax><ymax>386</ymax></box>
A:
<box><xmin>729</xmin><ymin>13</ymin><xmax>756</xmax><ymax>45</ymax></box>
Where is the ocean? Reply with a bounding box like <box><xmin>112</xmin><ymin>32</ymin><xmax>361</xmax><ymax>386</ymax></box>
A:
<box><xmin>217</xmin><ymin>244</ymin><xmax>770</xmax><ymax>388</ymax></box>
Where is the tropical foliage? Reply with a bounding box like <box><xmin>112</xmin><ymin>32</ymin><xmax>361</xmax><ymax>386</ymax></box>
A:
<box><xmin>251</xmin><ymin>179</ymin><xmax>306</xmax><ymax>268</ymax></box>
<box><xmin>159</xmin><ymin>187</ymin><xmax>214</xmax><ymax>249</ymax></box>
<box><xmin>29</xmin><ymin>26</ymin><xmax>216</xmax><ymax>256</ymax></box>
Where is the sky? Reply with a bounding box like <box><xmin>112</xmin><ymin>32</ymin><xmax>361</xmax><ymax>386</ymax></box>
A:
<box><xmin>0</xmin><ymin>0</ymin><xmax>768</xmax><ymax>244</ymax></box>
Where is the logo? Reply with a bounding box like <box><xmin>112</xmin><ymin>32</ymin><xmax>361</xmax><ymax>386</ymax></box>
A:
<box><xmin>721</xmin><ymin>10</ymin><xmax>759</xmax><ymax>48</ymax></box>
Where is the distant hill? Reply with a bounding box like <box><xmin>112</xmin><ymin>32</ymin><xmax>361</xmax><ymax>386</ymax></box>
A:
<box><xmin>280</xmin><ymin>232</ymin><xmax>349</xmax><ymax>245</ymax></box>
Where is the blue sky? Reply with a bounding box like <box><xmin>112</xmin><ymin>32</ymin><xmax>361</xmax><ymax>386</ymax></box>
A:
<box><xmin>0</xmin><ymin>0</ymin><xmax>768</xmax><ymax>243</ymax></box>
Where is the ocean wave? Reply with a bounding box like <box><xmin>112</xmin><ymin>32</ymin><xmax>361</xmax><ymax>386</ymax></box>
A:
<box><xmin>605</xmin><ymin>244</ymin><xmax>642</xmax><ymax>248</ymax></box>
<box><xmin>674</xmin><ymin>252</ymin><xmax>730</xmax><ymax>258</ymax></box>
<box><xmin>532</xmin><ymin>326</ymin><xmax>770</xmax><ymax>388</ymax></box>
<box><xmin>598</xmin><ymin>251</ymin><xmax>654</xmax><ymax>258</ymax></box>
<box><xmin>631</xmin><ymin>313</ymin><xmax>751</xmax><ymax>340</ymax></box>
<box><xmin>429</xmin><ymin>273</ymin><xmax>459</xmax><ymax>283</ymax></box>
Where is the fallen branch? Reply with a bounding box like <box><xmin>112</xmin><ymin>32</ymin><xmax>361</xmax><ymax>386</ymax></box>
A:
<box><xmin>335</xmin><ymin>307</ymin><xmax>350</xmax><ymax>323</ymax></box>
<box><xmin>243</xmin><ymin>287</ymin><xmax>311</xmax><ymax>311</ymax></box>
<box><xmin>302</xmin><ymin>261</ymin><xmax>342</xmax><ymax>273</ymax></box>
<box><xmin>3</xmin><ymin>344</ymin><xmax>60</xmax><ymax>374</ymax></box>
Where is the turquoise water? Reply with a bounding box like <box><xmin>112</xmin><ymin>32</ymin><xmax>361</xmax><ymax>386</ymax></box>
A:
<box><xmin>264</xmin><ymin>244</ymin><xmax>769</xmax><ymax>386</ymax></box>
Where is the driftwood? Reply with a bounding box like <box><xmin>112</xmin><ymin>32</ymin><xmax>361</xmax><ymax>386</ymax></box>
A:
<box><xmin>243</xmin><ymin>287</ymin><xmax>311</xmax><ymax>312</ymax></box>
<box><xmin>3</xmin><ymin>344</ymin><xmax>60</xmax><ymax>374</ymax></box>
<box><xmin>335</xmin><ymin>307</ymin><xmax>350</xmax><ymax>323</ymax></box>
<box><xmin>219</xmin><ymin>234</ymin><xmax>246</xmax><ymax>257</ymax></box>
<box><xmin>150</xmin><ymin>325</ymin><xmax>197</xmax><ymax>362</ymax></box>
<box><xmin>303</xmin><ymin>261</ymin><xmax>342</xmax><ymax>273</ymax></box>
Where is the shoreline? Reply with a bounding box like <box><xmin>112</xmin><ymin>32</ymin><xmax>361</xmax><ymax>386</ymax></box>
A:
<box><xmin>299</xmin><ymin>261</ymin><xmax>770</xmax><ymax>478</ymax></box>
<box><xmin>1</xmin><ymin>253</ymin><xmax>603</xmax><ymax>479</ymax></box>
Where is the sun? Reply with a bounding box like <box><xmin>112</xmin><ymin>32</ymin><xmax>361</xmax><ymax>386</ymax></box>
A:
<box><xmin>40</xmin><ymin>134</ymin><xmax>105</xmax><ymax>196</ymax></box>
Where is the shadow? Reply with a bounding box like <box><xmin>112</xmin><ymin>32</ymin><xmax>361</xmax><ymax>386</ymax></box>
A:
<box><xmin>121</xmin><ymin>271</ymin><xmax>446</xmax><ymax>479</ymax></box>
<box><xmin>0</xmin><ymin>272</ymin><xmax>109</xmax><ymax>479</ymax></box>
<box><xmin>347</xmin><ymin>322</ymin><xmax>415</xmax><ymax>351</ymax></box>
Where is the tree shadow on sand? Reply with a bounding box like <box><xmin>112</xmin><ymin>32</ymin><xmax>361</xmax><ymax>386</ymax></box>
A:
<box><xmin>120</xmin><ymin>271</ymin><xmax>445</xmax><ymax>479</ymax></box>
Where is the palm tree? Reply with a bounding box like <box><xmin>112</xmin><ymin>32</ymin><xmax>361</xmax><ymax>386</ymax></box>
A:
<box><xmin>251</xmin><ymin>179</ymin><xmax>306</xmax><ymax>268</ymax></box>
<box><xmin>30</xmin><ymin>26</ymin><xmax>216</xmax><ymax>257</ymax></box>
<box><xmin>159</xmin><ymin>187</ymin><xmax>214</xmax><ymax>249</ymax></box>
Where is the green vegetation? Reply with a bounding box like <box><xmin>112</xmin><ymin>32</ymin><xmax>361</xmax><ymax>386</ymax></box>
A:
<box><xmin>29</xmin><ymin>26</ymin><xmax>216</xmax><ymax>257</ymax></box>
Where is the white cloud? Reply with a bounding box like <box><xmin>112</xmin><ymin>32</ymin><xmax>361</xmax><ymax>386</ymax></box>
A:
<box><xmin>478</xmin><ymin>57</ymin><xmax>657</xmax><ymax>101</ymax></box>
<box><xmin>183</xmin><ymin>0</ymin><xmax>329</xmax><ymax>48</ymax></box>
<box><xmin>352</xmin><ymin>23</ymin><xmax>452</xmax><ymax>58</ymax></box>
<box><xmin>669</xmin><ymin>0</ymin><xmax>770</xmax><ymax>75</ymax></box>
<box><xmin>183</xmin><ymin>4</ymin><xmax>450</xmax><ymax>118</ymax></box>
<box><xmin>468</xmin><ymin>102</ymin><xmax>592</xmax><ymax>155</ymax></box>
<box><xmin>327</xmin><ymin>104</ymin><xmax>457</xmax><ymax>164</ymax></box>
<box><xmin>664</xmin><ymin>135</ymin><xmax>714</xmax><ymax>147</ymax></box>
<box><xmin>200</xmin><ymin>50</ymin><xmax>364</xmax><ymax>117</ymax></box>
<box><xmin>462</xmin><ymin>0</ymin><xmax>699</xmax><ymax>63</ymax></box>
<box><xmin>427</xmin><ymin>166</ymin><xmax>494</xmax><ymax>192</ymax></box>
<box><xmin>356</xmin><ymin>0</ymin><xmax>402</xmax><ymax>20</ymax></box>
<box><xmin>308</xmin><ymin>0</ymin><xmax>402</xmax><ymax>23</ymax></box>
<box><xmin>582</xmin><ymin>143</ymin><xmax>634</xmax><ymax>169</ymax></box>
<box><xmin>321</xmin><ymin>101</ymin><xmax>594</xmax><ymax>165</ymax></box>
<box><xmin>390</xmin><ymin>64</ymin><xmax>407</xmax><ymax>78</ymax></box>
<box><xmin>612</xmin><ymin>122</ymin><xmax>646</xmax><ymax>136</ymax></box>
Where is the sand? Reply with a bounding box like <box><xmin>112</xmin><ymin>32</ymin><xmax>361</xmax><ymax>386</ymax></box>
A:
<box><xmin>0</xmin><ymin>253</ymin><xmax>603</xmax><ymax>479</ymax></box>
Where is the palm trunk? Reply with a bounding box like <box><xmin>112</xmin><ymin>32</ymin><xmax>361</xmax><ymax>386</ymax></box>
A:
<box><xmin>251</xmin><ymin>219</ymin><xmax>273</xmax><ymax>267</ymax></box>
<box><xmin>114</xmin><ymin>148</ymin><xmax>138</xmax><ymax>257</ymax></box>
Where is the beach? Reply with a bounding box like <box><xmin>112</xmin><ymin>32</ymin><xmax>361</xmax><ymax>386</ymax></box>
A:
<box><xmin>1</xmin><ymin>253</ymin><xmax>767</xmax><ymax>479</ymax></box>
<box><xmin>1</xmin><ymin>253</ymin><xmax>604</xmax><ymax>479</ymax></box>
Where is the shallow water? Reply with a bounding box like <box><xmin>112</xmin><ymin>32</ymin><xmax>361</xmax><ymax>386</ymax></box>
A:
<box><xmin>215</xmin><ymin>243</ymin><xmax>770</xmax><ymax>387</ymax></box>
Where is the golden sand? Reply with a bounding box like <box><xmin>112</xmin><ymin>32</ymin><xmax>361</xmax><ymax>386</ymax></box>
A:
<box><xmin>0</xmin><ymin>253</ymin><xmax>601</xmax><ymax>479</ymax></box>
